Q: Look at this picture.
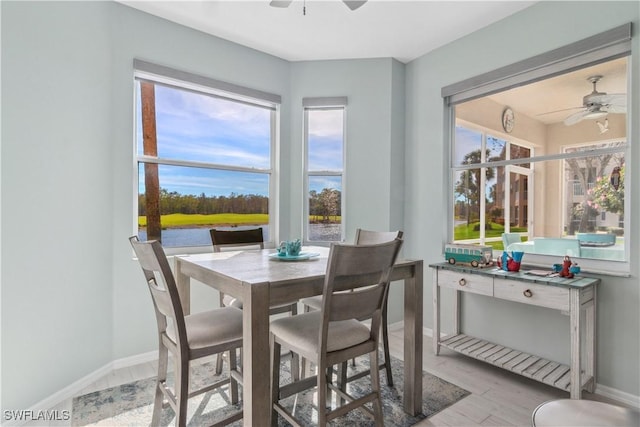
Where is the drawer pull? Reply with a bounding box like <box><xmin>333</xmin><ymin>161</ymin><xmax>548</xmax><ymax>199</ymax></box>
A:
<box><xmin>458</xmin><ymin>278</ymin><xmax>466</xmax><ymax>286</ymax></box>
<box><xmin>523</xmin><ymin>289</ymin><xmax>533</xmax><ymax>298</ymax></box>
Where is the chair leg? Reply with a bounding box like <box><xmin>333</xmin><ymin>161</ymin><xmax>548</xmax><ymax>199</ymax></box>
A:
<box><xmin>369</xmin><ymin>349</ymin><xmax>384</xmax><ymax>427</ymax></box>
<box><xmin>382</xmin><ymin>314</ymin><xmax>393</xmax><ymax>386</ymax></box>
<box><xmin>290</xmin><ymin>351</ymin><xmax>300</xmax><ymax>382</ymax></box>
<box><xmin>175</xmin><ymin>356</ymin><xmax>190</xmax><ymax>427</ymax></box>
<box><xmin>228</xmin><ymin>349</ymin><xmax>239</xmax><ymax>404</ymax></box>
<box><xmin>215</xmin><ymin>353</ymin><xmax>224</xmax><ymax>375</ymax></box>
<box><xmin>271</xmin><ymin>335</ymin><xmax>281</xmax><ymax>427</ymax></box>
<box><xmin>317</xmin><ymin>363</ymin><xmax>329</xmax><ymax>425</ymax></box>
<box><xmin>152</xmin><ymin>344</ymin><xmax>169</xmax><ymax>426</ymax></box>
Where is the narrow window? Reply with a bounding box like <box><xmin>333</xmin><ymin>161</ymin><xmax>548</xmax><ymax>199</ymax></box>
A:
<box><xmin>303</xmin><ymin>97</ymin><xmax>346</xmax><ymax>243</ymax></box>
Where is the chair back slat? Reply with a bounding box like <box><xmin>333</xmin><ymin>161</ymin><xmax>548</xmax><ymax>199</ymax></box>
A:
<box><xmin>210</xmin><ymin>228</ymin><xmax>264</xmax><ymax>252</ymax></box>
<box><xmin>129</xmin><ymin>236</ymin><xmax>186</xmax><ymax>341</ymax></box>
<box><xmin>329</xmin><ymin>284</ymin><xmax>385</xmax><ymax>322</ymax></box>
<box><xmin>321</xmin><ymin>238</ymin><xmax>402</xmax><ymax>326</ymax></box>
<box><xmin>355</xmin><ymin>229</ymin><xmax>403</xmax><ymax>245</ymax></box>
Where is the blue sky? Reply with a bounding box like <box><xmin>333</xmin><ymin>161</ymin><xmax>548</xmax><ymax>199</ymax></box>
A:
<box><xmin>137</xmin><ymin>83</ymin><xmax>343</xmax><ymax>196</ymax></box>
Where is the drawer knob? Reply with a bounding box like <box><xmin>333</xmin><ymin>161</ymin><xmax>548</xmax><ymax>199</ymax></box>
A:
<box><xmin>458</xmin><ymin>278</ymin><xmax>466</xmax><ymax>286</ymax></box>
<box><xmin>523</xmin><ymin>289</ymin><xmax>533</xmax><ymax>298</ymax></box>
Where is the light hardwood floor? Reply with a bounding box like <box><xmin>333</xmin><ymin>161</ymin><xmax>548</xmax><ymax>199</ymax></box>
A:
<box><xmin>30</xmin><ymin>327</ymin><xmax>632</xmax><ymax>427</ymax></box>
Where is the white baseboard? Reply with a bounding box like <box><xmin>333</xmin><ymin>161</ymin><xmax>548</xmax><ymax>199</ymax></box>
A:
<box><xmin>5</xmin><ymin>351</ymin><xmax>157</xmax><ymax>427</ymax></box>
<box><xmin>595</xmin><ymin>383</ymin><xmax>640</xmax><ymax>409</ymax></box>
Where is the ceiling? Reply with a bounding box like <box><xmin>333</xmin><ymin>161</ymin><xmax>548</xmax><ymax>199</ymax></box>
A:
<box><xmin>117</xmin><ymin>0</ymin><xmax>628</xmax><ymax>125</ymax></box>
<box><xmin>117</xmin><ymin>0</ymin><xmax>537</xmax><ymax>63</ymax></box>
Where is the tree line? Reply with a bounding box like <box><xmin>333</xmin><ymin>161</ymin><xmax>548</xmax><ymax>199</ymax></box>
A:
<box><xmin>138</xmin><ymin>188</ymin><xmax>342</xmax><ymax>220</ymax></box>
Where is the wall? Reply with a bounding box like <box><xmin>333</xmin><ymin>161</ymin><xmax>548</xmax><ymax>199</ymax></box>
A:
<box><xmin>1</xmin><ymin>0</ymin><xmax>401</xmax><ymax>412</ymax></box>
<box><xmin>1</xmin><ymin>1</ymin><xmax>115</xmax><ymax>412</ymax></box>
<box><xmin>405</xmin><ymin>0</ymin><xmax>639</xmax><ymax>399</ymax></box>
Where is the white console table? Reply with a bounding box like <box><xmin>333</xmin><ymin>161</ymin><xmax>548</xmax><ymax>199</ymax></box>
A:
<box><xmin>430</xmin><ymin>263</ymin><xmax>599</xmax><ymax>399</ymax></box>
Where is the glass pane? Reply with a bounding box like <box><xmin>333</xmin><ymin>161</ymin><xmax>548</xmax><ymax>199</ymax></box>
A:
<box><xmin>454</xmin><ymin>126</ymin><xmax>482</xmax><ymax>165</ymax></box>
<box><xmin>308</xmin><ymin>176</ymin><xmax>342</xmax><ymax>242</ymax></box>
<box><xmin>510</xmin><ymin>143</ymin><xmax>531</xmax><ymax>168</ymax></box>
<box><xmin>487</xmin><ymin>136</ymin><xmax>506</xmax><ymax>162</ymax></box>
<box><xmin>136</xmin><ymin>82</ymin><xmax>271</xmax><ymax>168</ymax></box>
<box><xmin>308</xmin><ymin>109</ymin><xmax>344</xmax><ymax>171</ymax></box>
<box><xmin>453</xmin><ymin>169</ymin><xmax>481</xmax><ymax>241</ymax></box>
<box><xmin>138</xmin><ymin>163</ymin><xmax>270</xmax><ymax>247</ymax></box>
<box><xmin>564</xmin><ymin>153</ymin><xmax>624</xmax><ymax>239</ymax></box>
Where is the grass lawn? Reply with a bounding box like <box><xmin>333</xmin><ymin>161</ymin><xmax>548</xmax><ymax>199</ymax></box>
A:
<box><xmin>138</xmin><ymin>213</ymin><xmax>269</xmax><ymax>228</ymax></box>
<box><xmin>454</xmin><ymin>221</ymin><xmax>528</xmax><ymax>250</ymax></box>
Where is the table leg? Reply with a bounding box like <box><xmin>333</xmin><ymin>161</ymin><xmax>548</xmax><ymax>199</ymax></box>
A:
<box><xmin>174</xmin><ymin>258</ymin><xmax>191</xmax><ymax>315</ymax></box>
<box><xmin>585</xmin><ymin>286</ymin><xmax>597</xmax><ymax>393</ymax></box>
<box><xmin>569</xmin><ymin>288</ymin><xmax>581</xmax><ymax>399</ymax></box>
<box><xmin>242</xmin><ymin>281</ymin><xmax>271</xmax><ymax>426</ymax></box>
<box><xmin>404</xmin><ymin>261</ymin><xmax>423</xmax><ymax>416</ymax></box>
<box><xmin>433</xmin><ymin>269</ymin><xmax>440</xmax><ymax>355</ymax></box>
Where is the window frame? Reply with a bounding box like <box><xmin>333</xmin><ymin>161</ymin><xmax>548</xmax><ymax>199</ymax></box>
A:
<box><xmin>302</xmin><ymin>97</ymin><xmax>347</xmax><ymax>245</ymax></box>
<box><xmin>443</xmin><ymin>24</ymin><xmax>632</xmax><ymax>275</ymax></box>
<box><xmin>132</xmin><ymin>61</ymin><xmax>280</xmax><ymax>255</ymax></box>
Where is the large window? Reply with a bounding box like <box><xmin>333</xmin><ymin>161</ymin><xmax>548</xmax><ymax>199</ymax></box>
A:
<box><xmin>444</xmin><ymin>24</ymin><xmax>631</xmax><ymax>273</ymax></box>
<box><xmin>303</xmin><ymin>98</ymin><xmax>346</xmax><ymax>243</ymax></box>
<box><xmin>134</xmin><ymin>61</ymin><xmax>279</xmax><ymax>250</ymax></box>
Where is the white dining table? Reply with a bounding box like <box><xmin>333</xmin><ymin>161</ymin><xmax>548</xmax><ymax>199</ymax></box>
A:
<box><xmin>174</xmin><ymin>246</ymin><xmax>424</xmax><ymax>426</ymax></box>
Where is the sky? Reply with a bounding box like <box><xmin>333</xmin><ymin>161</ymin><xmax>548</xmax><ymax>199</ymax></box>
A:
<box><xmin>137</xmin><ymin>82</ymin><xmax>343</xmax><ymax>197</ymax></box>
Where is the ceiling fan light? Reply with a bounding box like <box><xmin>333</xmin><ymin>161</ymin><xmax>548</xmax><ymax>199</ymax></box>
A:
<box><xmin>584</xmin><ymin>110</ymin><xmax>607</xmax><ymax>120</ymax></box>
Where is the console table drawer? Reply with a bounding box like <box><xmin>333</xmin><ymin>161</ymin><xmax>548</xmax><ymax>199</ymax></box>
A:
<box><xmin>495</xmin><ymin>280</ymin><xmax>569</xmax><ymax>311</ymax></box>
<box><xmin>437</xmin><ymin>269</ymin><xmax>492</xmax><ymax>296</ymax></box>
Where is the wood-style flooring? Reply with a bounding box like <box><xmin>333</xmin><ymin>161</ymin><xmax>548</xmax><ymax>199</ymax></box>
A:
<box><xmin>27</xmin><ymin>327</ymin><xmax>633</xmax><ymax>426</ymax></box>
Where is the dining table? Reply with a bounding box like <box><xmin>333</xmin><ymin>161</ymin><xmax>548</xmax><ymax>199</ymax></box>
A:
<box><xmin>174</xmin><ymin>245</ymin><xmax>424</xmax><ymax>426</ymax></box>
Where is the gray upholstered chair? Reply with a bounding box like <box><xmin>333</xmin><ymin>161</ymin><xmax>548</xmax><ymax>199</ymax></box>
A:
<box><xmin>129</xmin><ymin>236</ymin><xmax>243</xmax><ymax>427</ymax></box>
<box><xmin>299</xmin><ymin>228</ymin><xmax>403</xmax><ymax>386</ymax></box>
<box><xmin>270</xmin><ymin>238</ymin><xmax>403</xmax><ymax>426</ymax></box>
<box><xmin>210</xmin><ymin>227</ymin><xmax>299</xmax><ymax>378</ymax></box>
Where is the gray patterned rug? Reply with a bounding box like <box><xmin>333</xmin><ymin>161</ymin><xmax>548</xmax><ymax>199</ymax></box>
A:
<box><xmin>72</xmin><ymin>355</ymin><xmax>469</xmax><ymax>426</ymax></box>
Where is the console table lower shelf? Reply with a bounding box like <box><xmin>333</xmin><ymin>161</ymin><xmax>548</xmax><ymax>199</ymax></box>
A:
<box><xmin>440</xmin><ymin>333</ymin><xmax>593</xmax><ymax>393</ymax></box>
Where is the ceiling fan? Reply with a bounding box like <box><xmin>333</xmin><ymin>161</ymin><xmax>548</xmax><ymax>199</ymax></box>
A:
<box><xmin>270</xmin><ymin>0</ymin><xmax>367</xmax><ymax>11</ymax></box>
<box><xmin>561</xmin><ymin>75</ymin><xmax>626</xmax><ymax>126</ymax></box>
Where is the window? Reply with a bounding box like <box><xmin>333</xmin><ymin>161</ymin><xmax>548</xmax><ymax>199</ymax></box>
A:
<box><xmin>443</xmin><ymin>24</ymin><xmax>631</xmax><ymax>273</ymax></box>
<box><xmin>303</xmin><ymin>97</ymin><xmax>346</xmax><ymax>243</ymax></box>
<box><xmin>133</xmin><ymin>60</ymin><xmax>280</xmax><ymax>251</ymax></box>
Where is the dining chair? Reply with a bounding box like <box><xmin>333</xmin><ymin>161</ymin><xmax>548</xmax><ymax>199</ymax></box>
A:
<box><xmin>299</xmin><ymin>229</ymin><xmax>403</xmax><ymax>386</ymax></box>
<box><xmin>209</xmin><ymin>227</ymin><xmax>299</xmax><ymax>378</ymax></box>
<box><xmin>270</xmin><ymin>238</ymin><xmax>403</xmax><ymax>426</ymax></box>
<box><xmin>128</xmin><ymin>236</ymin><xmax>243</xmax><ymax>427</ymax></box>
<box><xmin>502</xmin><ymin>232</ymin><xmax>523</xmax><ymax>250</ymax></box>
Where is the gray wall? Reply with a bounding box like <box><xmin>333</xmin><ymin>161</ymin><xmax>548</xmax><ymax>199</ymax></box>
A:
<box><xmin>405</xmin><ymin>1</ymin><xmax>640</xmax><ymax>398</ymax></box>
<box><xmin>1</xmin><ymin>0</ymin><xmax>638</xmax><ymax>414</ymax></box>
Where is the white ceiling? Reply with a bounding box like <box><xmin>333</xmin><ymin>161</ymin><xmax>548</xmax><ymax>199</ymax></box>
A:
<box><xmin>117</xmin><ymin>0</ymin><xmax>537</xmax><ymax>63</ymax></box>
<box><xmin>117</xmin><ymin>0</ymin><xmax>628</xmax><ymax>125</ymax></box>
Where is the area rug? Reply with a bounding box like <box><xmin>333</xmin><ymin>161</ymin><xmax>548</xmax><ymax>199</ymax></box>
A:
<box><xmin>72</xmin><ymin>355</ymin><xmax>469</xmax><ymax>426</ymax></box>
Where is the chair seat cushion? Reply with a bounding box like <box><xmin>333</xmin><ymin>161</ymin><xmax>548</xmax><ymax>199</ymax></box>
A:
<box><xmin>168</xmin><ymin>307</ymin><xmax>243</xmax><ymax>350</ymax></box>
<box><xmin>299</xmin><ymin>295</ymin><xmax>322</xmax><ymax>310</ymax></box>
<box><xmin>270</xmin><ymin>311</ymin><xmax>370</xmax><ymax>353</ymax></box>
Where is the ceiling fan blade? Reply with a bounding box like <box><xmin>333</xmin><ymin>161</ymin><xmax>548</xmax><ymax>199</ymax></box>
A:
<box><xmin>270</xmin><ymin>0</ymin><xmax>293</xmax><ymax>7</ymax></box>
<box><xmin>602</xmin><ymin>104</ymin><xmax>626</xmax><ymax>114</ymax></box>
<box><xmin>564</xmin><ymin>110</ymin><xmax>590</xmax><ymax>126</ymax></box>
<box><xmin>589</xmin><ymin>93</ymin><xmax>626</xmax><ymax>107</ymax></box>
<box><xmin>536</xmin><ymin>106</ymin><xmax>583</xmax><ymax>116</ymax></box>
<box><xmin>343</xmin><ymin>0</ymin><xmax>367</xmax><ymax>10</ymax></box>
